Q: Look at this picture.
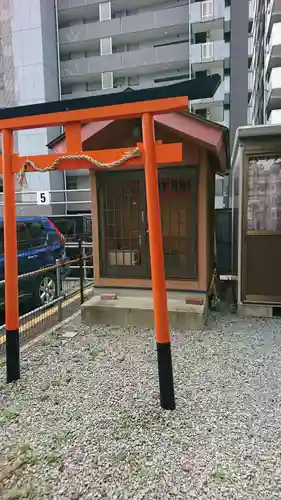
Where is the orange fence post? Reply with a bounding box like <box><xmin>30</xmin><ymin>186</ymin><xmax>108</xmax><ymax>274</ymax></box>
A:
<box><xmin>2</xmin><ymin>129</ymin><xmax>20</xmax><ymax>382</ymax></box>
<box><xmin>142</xmin><ymin>113</ymin><xmax>175</xmax><ymax>410</ymax></box>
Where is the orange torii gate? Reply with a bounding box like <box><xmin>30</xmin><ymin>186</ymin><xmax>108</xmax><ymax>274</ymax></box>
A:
<box><xmin>0</xmin><ymin>76</ymin><xmax>221</xmax><ymax>410</ymax></box>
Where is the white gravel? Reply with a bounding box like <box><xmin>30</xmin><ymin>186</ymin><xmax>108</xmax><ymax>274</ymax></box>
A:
<box><xmin>1</xmin><ymin>313</ymin><xmax>281</xmax><ymax>499</ymax></box>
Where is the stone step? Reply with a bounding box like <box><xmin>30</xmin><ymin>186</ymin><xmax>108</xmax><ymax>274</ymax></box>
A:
<box><xmin>81</xmin><ymin>294</ymin><xmax>206</xmax><ymax>330</ymax></box>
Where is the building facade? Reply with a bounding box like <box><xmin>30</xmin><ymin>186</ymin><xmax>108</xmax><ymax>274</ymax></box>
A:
<box><xmin>251</xmin><ymin>0</ymin><xmax>281</xmax><ymax>126</ymax></box>
<box><xmin>0</xmin><ymin>0</ymin><xmax>254</xmax><ymax>213</ymax></box>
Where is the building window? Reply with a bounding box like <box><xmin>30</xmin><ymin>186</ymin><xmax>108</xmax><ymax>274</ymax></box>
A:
<box><xmin>86</xmin><ymin>81</ymin><xmax>101</xmax><ymax>91</ymax></box>
<box><xmin>154</xmin><ymin>39</ymin><xmax>189</xmax><ymax>48</ymax></box>
<box><xmin>201</xmin><ymin>42</ymin><xmax>214</xmax><ymax>60</ymax></box>
<box><xmin>113</xmin><ymin>77</ymin><xmax>126</xmax><ymax>88</ymax></box>
<box><xmin>127</xmin><ymin>43</ymin><xmax>139</xmax><ymax>52</ymax></box>
<box><xmin>99</xmin><ymin>1</ymin><xmax>111</xmax><ymax>21</ymax></box>
<box><xmin>247</xmin><ymin>157</ymin><xmax>281</xmax><ymax>231</ymax></box>
<box><xmin>128</xmin><ymin>76</ymin><xmax>140</xmax><ymax>87</ymax></box>
<box><xmin>201</xmin><ymin>0</ymin><xmax>213</xmax><ymax>20</ymax></box>
<box><xmin>66</xmin><ymin>176</ymin><xmax>78</xmax><ymax>190</ymax></box>
<box><xmin>102</xmin><ymin>71</ymin><xmax>113</xmax><ymax>90</ymax></box>
<box><xmin>215</xmin><ymin>178</ymin><xmax>224</xmax><ymax>197</ymax></box>
<box><xmin>100</xmin><ymin>37</ymin><xmax>112</xmax><ymax>56</ymax></box>
<box><xmin>154</xmin><ymin>74</ymin><xmax>190</xmax><ymax>84</ymax></box>
<box><xmin>195</xmin><ymin>70</ymin><xmax>208</xmax><ymax>78</ymax></box>
<box><xmin>224</xmin><ymin>31</ymin><xmax>231</xmax><ymax>43</ymax></box>
<box><xmin>195</xmin><ymin>32</ymin><xmax>207</xmax><ymax>44</ymax></box>
<box><xmin>195</xmin><ymin>108</ymin><xmax>208</xmax><ymax>119</ymax></box>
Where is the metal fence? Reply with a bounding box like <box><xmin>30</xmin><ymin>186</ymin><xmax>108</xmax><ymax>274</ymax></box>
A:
<box><xmin>65</xmin><ymin>240</ymin><xmax>93</xmax><ymax>279</ymax></box>
<box><xmin>0</xmin><ymin>188</ymin><xmax>92</xmax><ymax>216</ymax></box>
<box><xmin>0</xmin><ymin>243</ymin><xmax>94</xmax><ymax>353</ymax></box>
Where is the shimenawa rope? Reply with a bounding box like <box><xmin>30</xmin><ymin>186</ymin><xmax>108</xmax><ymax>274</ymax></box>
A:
<box><xmin>17</xmin><ymin>147</ymin><xmax>141</xmax><ymax>188</ymax></box>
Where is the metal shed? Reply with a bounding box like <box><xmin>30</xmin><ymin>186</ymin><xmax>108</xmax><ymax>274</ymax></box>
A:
<box><xmin>231</xmin><ymin>123</ymin><xmax>281</xmax><ymax>317</ymax></box>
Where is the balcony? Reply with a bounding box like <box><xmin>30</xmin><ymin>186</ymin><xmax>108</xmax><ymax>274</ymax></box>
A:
<box><xmin>189</xmin><ymin>0</ymin><xmax>225</xmax><ymax>28</ymax></box>
<box><xmin>59</xmin><ymin>5</ymin><xmax>189</xmax><ymax>54</ymax></box>
<box><xmin>265</xmin><ymin>22</ymin><xmax>281</xmax><ymax>74</ymax></box>
<box><xmin>191</xmin><ymin>101</ymin><xmax>224</xmax><ymax>123</ymax></box>
<box><xmin>58</xmin><ymin>0</ymin><xmax>174</xmax><ymax>23</ymax></box>
<box><xmin>265</xmin><ymin>0</ymin><xmax>281</xmax><ymax>39</ymax></box>
<box><xmin>58</xmin><ymin>0</ymin><xmax>100</xmax><ymax>23</ymax></box>
<box><xmin>267</xmin><ymin>108</ymin><xmax>281</xmax><ymax>124</ymax></box>
<box><xmin>248</xmin><ymin>71</ymin><xmax>253</xmax><ymax>92</ymax></box>
<box><xmin>190</xmin><ymin>40</ymin><xmax>229</xmax><ymax>65</ymax></box>
<box><xmin>267</xmin><ymin>67</ymin><xmax>281</xmax><ymax>110</ymax></box>
<box><xmin>249</xmin><ymin>0</ymin><xmax>254</xmax><ymax>20</ymax></box>
<box><xmin>248</xmin><ymin>36</ymin><xmax>253</xmax><ymax>58</ymax></box>
<box><xmin>60</xmin><ymin>42</ymin><xmax>189</xmax><ymax>84</ymax></box>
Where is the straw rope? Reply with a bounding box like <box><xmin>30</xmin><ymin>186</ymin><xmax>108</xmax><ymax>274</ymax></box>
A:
<box><xmin>17</xmin><ymin>147</ymin><xmax>141</xmax><ymax>188</ymax></box>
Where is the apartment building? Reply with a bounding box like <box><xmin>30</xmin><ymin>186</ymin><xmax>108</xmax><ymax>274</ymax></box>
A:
<box><xmin>0</xmin><ymin>0</ymin><xmax>253</xmax><ymax>212</ymax></box>
<box><xmin>251</xmin><ymin>0</ymin><xmax>281</xmax><ymax>126</ymax></box>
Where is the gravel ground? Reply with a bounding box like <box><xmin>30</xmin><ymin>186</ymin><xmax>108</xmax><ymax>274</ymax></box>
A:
<box><xmin>1</xmin><ymin>313</ymin><xmax>281</xmax><ymax>499</ymax></box>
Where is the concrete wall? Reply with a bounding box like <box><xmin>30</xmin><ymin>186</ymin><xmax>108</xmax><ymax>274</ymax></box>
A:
<box><xmin>10</xmin><ymin>0</ymin><xmax>65</xmax><ymax>215</ymax></box>
<box><xmin>229</xmin><ymin>0</ymin><xmax>250</xmax><ymax>147</ymax></box>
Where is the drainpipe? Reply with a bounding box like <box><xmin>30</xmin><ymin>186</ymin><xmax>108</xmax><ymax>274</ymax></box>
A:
<box><xmin>54</xmin><ymin>0</ymin><xmax>67</xmax><ymax>215</ymax></box>
<box><xmin>54</xmin><ymin>0</ymin><xmax>62</xmax><ymax>103</ymax></box>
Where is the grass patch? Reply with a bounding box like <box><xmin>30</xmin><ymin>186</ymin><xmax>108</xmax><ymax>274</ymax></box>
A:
<box><xmin>44</xmin><ymin>451</ymin><xmax>61</xmax><ymax>466</ymax></box>
<box><xmin>52</xmin><ymin>429</ymin><xmax>75</xmax><ymax>445</ymax></box>
<box><xmin>7</xmin><ymin>487</ymin><xmax>30</xmax><ymax>499</ymax></box>
<box><xmin>18</xmin><ymin>442</ymin><xmax>61</xmax><ymax>469</ymax></box>
<box><xmin>0</xmin><ymin>407</ymin><xmax>21</xmax><ymax>425</ymax></box>
<box><xmin>18</xmin><ymin>443</ymin><xmax>39</xmax><ymax>466</ymax></box>
<box><xmin>86</xmin><ymin>345</ymin><xmax>100</xmax><ymax>360</ymax></box>
<box><xmin>211</xmin><ymin>465</ymin><xmax>230</xmax><ymax>484</ymax></box>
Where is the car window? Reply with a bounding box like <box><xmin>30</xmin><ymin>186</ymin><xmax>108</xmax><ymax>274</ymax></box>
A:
<box><xmin>17</xmin><ymin>223</ymin><xmax>31</xmax><ymax>252</ymax></box>
<box><xmin>27</xmin><ymin>221</ymin><xmax>46</xmax><ymax>247</ymax></box>
<box><xmin>54</xmin><ymin>219</ymin><xmax>75</xmax><ymax>239</ymax></box>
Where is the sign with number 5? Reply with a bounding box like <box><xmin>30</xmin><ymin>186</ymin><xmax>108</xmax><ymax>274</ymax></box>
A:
<box><xmin>36</xmin><ymin>191</ymin><xmax>50</xmax><ymax>205</ymax></box>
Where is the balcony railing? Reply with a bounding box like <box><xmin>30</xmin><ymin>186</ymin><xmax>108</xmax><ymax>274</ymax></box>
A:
<box><xmin>59</xmin><ymin>5</ymin><xmax>190</xmax><ymax>50</ymax></box>
<box><xmin>61</xmin><ymin>42</ymin><xmax>190</xmax><ymax>81</ymax></box>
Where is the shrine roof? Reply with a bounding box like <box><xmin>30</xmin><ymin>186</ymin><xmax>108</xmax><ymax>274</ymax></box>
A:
<box><xmin>0</xmin><ymin>75</ymin><xmax>220</xmax><ymax>120</ymax></box>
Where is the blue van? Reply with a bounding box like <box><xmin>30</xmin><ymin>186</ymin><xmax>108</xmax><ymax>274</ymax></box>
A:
<box><xmin>0</xmin><ymin>217</ymin><xmax>65</xmax><ymax>309</ymax></box>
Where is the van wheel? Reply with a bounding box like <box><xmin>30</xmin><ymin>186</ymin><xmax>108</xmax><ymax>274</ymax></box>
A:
<box><xmin>35</xmin><ymin>273</ymin><xmax>57</xmax><ymax>307</ymax></box>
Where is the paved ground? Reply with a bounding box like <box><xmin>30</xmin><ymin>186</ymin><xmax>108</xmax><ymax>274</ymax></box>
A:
<box><xmin>1</xmin><ymin>313</ymin><xmax>281</xmax><ymax>499</ymax></box>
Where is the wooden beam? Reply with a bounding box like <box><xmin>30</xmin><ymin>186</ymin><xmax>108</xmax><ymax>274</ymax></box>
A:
<box><xmin>65</xmin><ymin>123</ymin><xmax>82</xmax><ymax>152</ymax></box>
<box><xmin>0</xmin><ymin>96</ymin><xmax>188</xmax><ymax>131</ymax></box>
<box><xmin>0</xmin><ymin>143</ymin><xmax>182</xmax><ymax>174</ymax></box>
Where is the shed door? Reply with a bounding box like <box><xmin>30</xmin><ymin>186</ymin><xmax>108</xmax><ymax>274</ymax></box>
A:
<box><xmin>158</xmin><ymin>167</ymin><xmax>197</xmax><ymax>279</ymax></box>
<box><xmin>97</xmin><ymin>170</ymin><xmax>149</xmax><ymax>278</ymax></box>
<box><xmin>244</xmin><ymin>156</ymin><xmax>281</xmax><ymax>302</ymax></box>
<box><xmin>97</xmin><ymin>167</ymin><xmax>197</xmax><ymax>281</ymax></box>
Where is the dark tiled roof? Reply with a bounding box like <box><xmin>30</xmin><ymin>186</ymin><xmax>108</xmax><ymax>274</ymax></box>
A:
<box><xmin>0</xmin><ymin>75</ymin><xmax>221</xmax><ymax>120</ymax></box>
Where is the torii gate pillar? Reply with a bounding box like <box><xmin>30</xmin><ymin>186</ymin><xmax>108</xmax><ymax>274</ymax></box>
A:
<box><xmin>142</xmin><ymin>113</ymin><xmax>175</xmax><ymax>409</ymax></box>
